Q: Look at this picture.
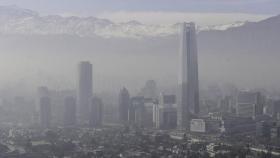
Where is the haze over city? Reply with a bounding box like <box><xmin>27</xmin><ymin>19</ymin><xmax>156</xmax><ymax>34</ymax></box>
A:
<box><xmin>0</xmin><ymin>0</ymin><xmax>280</xmax><ymax>158</ymax></box>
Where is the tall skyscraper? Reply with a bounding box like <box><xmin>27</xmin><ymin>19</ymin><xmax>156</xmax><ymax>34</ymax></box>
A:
<box><xmin>40</xmin><ymin>97</ymin><xmax>51</xmax><ymax>128</ymax></box>
<box><xmin>64</xmin><ymin>96</ymin><xmax>76</xmax><ymax>126</ymax></box>
<box><xmin>119</xmin><ymin>87</ymin><xmax>130</xmax><ymax>123</ymax></box>
<box><xmin>177</xmin><ymin>22</ymin><xmax>199</xmax><ymax>130</ymax></box>
<box><xmin>77</xmin><ymin>61</ymin><xmax>93</xmax><ymax>123</ymax></box>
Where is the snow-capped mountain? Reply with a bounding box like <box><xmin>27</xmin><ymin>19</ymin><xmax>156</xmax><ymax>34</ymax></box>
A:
<box><xmin>198</xmin><ymin>21</ymin><xmax>247</xmax><ymax>31</ymax></box>
<box><xmin>0</xmin><ymin>5</ymin><xmax>248</xmax><ymax>38</ymax></box>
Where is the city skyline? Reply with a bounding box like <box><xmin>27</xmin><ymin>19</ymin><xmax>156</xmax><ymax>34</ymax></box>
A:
<box><xmin>0</xmin><ymin>5</ymin><xmax>279</xmax><ymax>93</ymax></box>
<box><xmin>0</xmin><ymin>1</ymin><xmax>279</xmax><ymax>157</ymax></box>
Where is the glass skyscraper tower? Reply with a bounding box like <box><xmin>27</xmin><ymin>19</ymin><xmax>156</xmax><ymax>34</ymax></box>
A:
<box><xmin>177</xmin><ymin>22</ymin><xmax>199</xmax><ymax>130</ymax></box>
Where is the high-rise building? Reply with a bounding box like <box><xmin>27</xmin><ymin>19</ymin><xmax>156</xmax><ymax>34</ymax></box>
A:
<box><xmin>129</xmin><ymin>96</ymin><xmax>145</xmax><ymax>126</ymax></box>
<box><xmin>219</xmin><ymin>96</ymin><xmax>235</xmax><ymax>114</ymax></box>
<box><xmin>272</xmin><ymin>100</ymin><xmax>280</xmax><ymax>120</ymax></box>
<box><xmin>34</xmin><ymin>86</ymin><xmax>50</xmax><ymax>125</ymax></box>
<box><xmin>89</xmin><ymin>97</ymin><xmax>103</xmax><ymax>127</ymax></box>
<box><xmin>63</xmin><ymin>96</ymin><xmax>76</xmax><ymax>126</ymax></box>
<box><xmin>154</xmin><ymin>93</ymin><xmax>177</xmax><ymax>129</ymax></box>
<box><xmin>40</xmin><ymin>97</ymin><xmax>51</xmax><ymax>128</ymax></box>
<box><xmin>177</xmin><ymin>22</ymin><xmax>199</xmax><ymax>129</ymax></box>
<box><xmin>237</xmin><ymin>91</ymin><xmax>264</xmax><ymax>119</ymax></box>
<box><xmin>77</xmin><ymin>61</ymin><xmax>93</xmax><ymax>123</ymax></box>
<box><xmin>118</xmin><ymin>87</ymin><xmax>130</xmax><ymax>123</ymax></box>
<box><xmin>142</xmin><ymin>99</ymin><xmax>156</xmax><ymax>128</ymax></box>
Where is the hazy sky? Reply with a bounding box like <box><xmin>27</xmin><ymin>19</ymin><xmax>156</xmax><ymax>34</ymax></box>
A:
<box><xmin>0</xmin><ymin>0</ymin><xmax>279</xmax><ymax>93</ymax></box>
<box><xmin>0</xmin><ymin>0</ymin><xmax>279</xmax><ymax>15</ymax></box>
<box><xmin>0</xmin><ymin>0</ymin><xmax>277</xmax><ymax>25</ymax></box>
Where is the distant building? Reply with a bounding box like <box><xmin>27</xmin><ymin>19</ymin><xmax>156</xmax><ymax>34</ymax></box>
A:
<box><xmin>118</xmin><ymin>88</ymin><xmax>130</xmax><ymax>123</ymax></box>
<box><xmin>140</xmin><ymin>80</ymin><xmax>158</xmax><ymax>99</ymax></box>
<box><xmin>190</xmin><ymin>118</ymin><xmax>221</xmax><ymax>134</ymax></box>
<box><xmin>177</xmin><ymin>22</ymin><xmax>199</xmax><ymax>130</ymax></box>
<box><xmin>142</xmin><ymin>100</ymin><xmax>155</xmax><ymax>128</ymax></box>
<box><xmin>129</xmin><ymin>97</ymin><xmax>158</xmax><ymax>128</ymax></box>
<box><xmin>154</xmin><ymin>94</ymin><xmax>177</xmax><ymax>129</ymax></box>
<box><xmin>256</xmin><ymin>121</ymin><xmax>280</xmax><ymax>139</ymax></box>
<box><xmin>63</xmin><ymin>96</ymin><xmax>76</xmax><ymax>126</ymax></box>
<box><xmin>37</xmin><ymin>86</ymin><xmax>50</xmax><ymax>98</ymax></box>
<box><xmin>256</xmin><ymin>121</ymin><xmax>272</xmax><ymax>138</ymax></box>
<box><xmin>273</xmin><ymin>100</ymin><xmax>280</xmax><ymax>120</ymax></box>
<box><xmin>237</xmin><ymin>91</ymin><xmax>265</xmax><ymax>119</ymax></box>
<box><xmin>271</xmin><ymin>125</ymin><xmax>280</xmax><ymax>139</ymax></box>
<box><xmin>219</xmin><ymin>96</ymin><xmax>235</xmax><ymax>114</ymax></box>
<box><xmin>40</xmin><ymin>97</ymin><xmax>51</xmax><ymax>128</ymax></box>
<box><xmin>77</xmin><ymin>61</ymin><xmax>93</xmax><ymax>123</ymax></box>
<box><xmin>129</xmin><ymin>96</ymin><xmax>145</xmax><ymax>126</ymax></box>
<box><xmin>49</xmin><ymin>89</ymin><xmax>76</xmax><ymax>126</ymax></box>
<box><xmin>190</xmin><ymin>119</ymin><xmax>206</xmax><ymax>133</ymax></box>
<box><xmin>221</xmin><ymin>116</ymin><xmax>256</xmax><ymax>135</ymax></box>
<box><xmin>34</xmin><ymin>86</ymin><xmax>50</xmax><ymax>125</ymax></box>
<box><xmin>89</xmin><ymin>97</ymin><xmax>103</xmax><ymax>127</ymax></box>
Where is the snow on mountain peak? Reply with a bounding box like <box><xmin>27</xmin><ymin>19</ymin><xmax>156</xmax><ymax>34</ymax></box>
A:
<box><xmin>0</xmin><ymin>5</ymin><xmax>248</xmax><ymax>38</ymax></box>
<box><xmin>198</xmin><ymin>21</ymin><xmax>247</xmax><ymax>31</ymax></box>
<box><xmin>0</xmin><ymin>5</ymin><xmax>38</xmax><ymax>18</ymax></box>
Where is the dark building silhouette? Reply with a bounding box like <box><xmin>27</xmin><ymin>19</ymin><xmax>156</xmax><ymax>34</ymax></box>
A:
<box><xmin>40</xmin><ymin>97</ymin><xmax>51</xmax><ymax>128</ymax></box>
<box><xmin>77</xmin><ymin>61</ymin><xmax>93</xmax><ymax>123</ymax></box>
<box><xmin>273</xmin><ymin>100</ymin><xmax>280</xmax><ymax>120</ymax></box>
<box><xmin>89</xmin><ymin>97</ymin><xmax>103</xmax><ymax>127</ymax></box>
<box><xmin>119</xmin><ymin>87</ymin><xmax>130</xmax><ymax>123</ymax></box>
<box><xmin>64</xmin><ymin>96</ymin><xmax>76</xmax><ymax>126</ymax></box>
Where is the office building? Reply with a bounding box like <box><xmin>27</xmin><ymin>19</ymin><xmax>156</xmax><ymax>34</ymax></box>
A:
<box><xmin>177</xmin><ymin>22</ymin><xmax>200</xmax><ymax>130</ymax></box>
<box><xmin>77</xmin><ymin>61</ymin><xmax>93</xmax><ymax>123</ymax></box>
<box><xmin>237</xmin><ymin>91</ymin><xmax>265</xmax><ymax>119</ymax></box>
<box><xmin>63</xmin><ymin>96</ymin><xmax>76</xmax><ymax>126</ymax></box>
<box><xmin>143</xmin><ymin>99</ymin><xmax>156</xmax><ymax>128</ymax></box>
<box><xmin>89</xmin><ymin>97</ymin><xmax>103</xmax><ymax>127</ymax></box>
<box><xmin>40</xmin><ymin>97</ymin><xmax>51</xmax><ymax>128</ymax></box>
<box><xmin>154</xmin><ymin>94</ymin><xmax>177</xmax><ymax>129</ymax></box>
<box><xmin>190</xmin><ymin>119</ymin><xmax>206</xmax><ymax>133</ymax></box>
<box><xmin>273</xmin><ymin>100</ymin><xmax>280</xmax><ymax>120</ymax></box>
<box><xmin>129</xmin><ymin>96</ymin><xmax>145</xmax><ymax>126</ymax></box>
<box><xmin>118</xmin><ymin>87</ymin><xmax>130</xmax><ymax>123</ymax></box>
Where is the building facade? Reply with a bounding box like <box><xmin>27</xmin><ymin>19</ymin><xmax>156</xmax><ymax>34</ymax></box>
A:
<box><xmin>177</xmin><ymin>22</ymin><xmax>199</xmax><ymax>130</ymax></box>
<box><xmin>154</xmin><ymin>94</ymin><xmax>177</xmax><ymax>129</ymax></box>
<box><xmin>64</xmin><ymin>96</ymin><xmax>76</xmax><ymax>126</ymax></box>
<box><xmin>237</xmin><ymin>91</ymin><xmax>264</xmax><ymax>119</ymax></box>
<box><xmin>119</xmin><ymin>88</ymin><xmax>130</xmax><ymax>123</ymax></box>
<box><xmin>89</xmin><ymin>97</ymin><xmax>103</xmax><ymax>127</ymax></box>
<box><xmin>77</xmin><ymin>61</ymin><xmax>93</xmax><ymax>123</ymax></box>
<box><xmin>40</xmin><ymin>97</ymin><xmax>51</xmax><ymax>128</ymax></box>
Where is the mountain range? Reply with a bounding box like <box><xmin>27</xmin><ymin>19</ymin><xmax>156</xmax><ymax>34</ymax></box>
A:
<box><xmin>0</xmin><ymin>5</ymin><xmax>248</xmax><ymax>38</ymax></box>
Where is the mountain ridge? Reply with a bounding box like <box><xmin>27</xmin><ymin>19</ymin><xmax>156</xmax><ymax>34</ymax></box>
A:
<box><xmin>0</xmin><ymin>5</ymin><xmax>264</xmax><ymax>38</ymax></box>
